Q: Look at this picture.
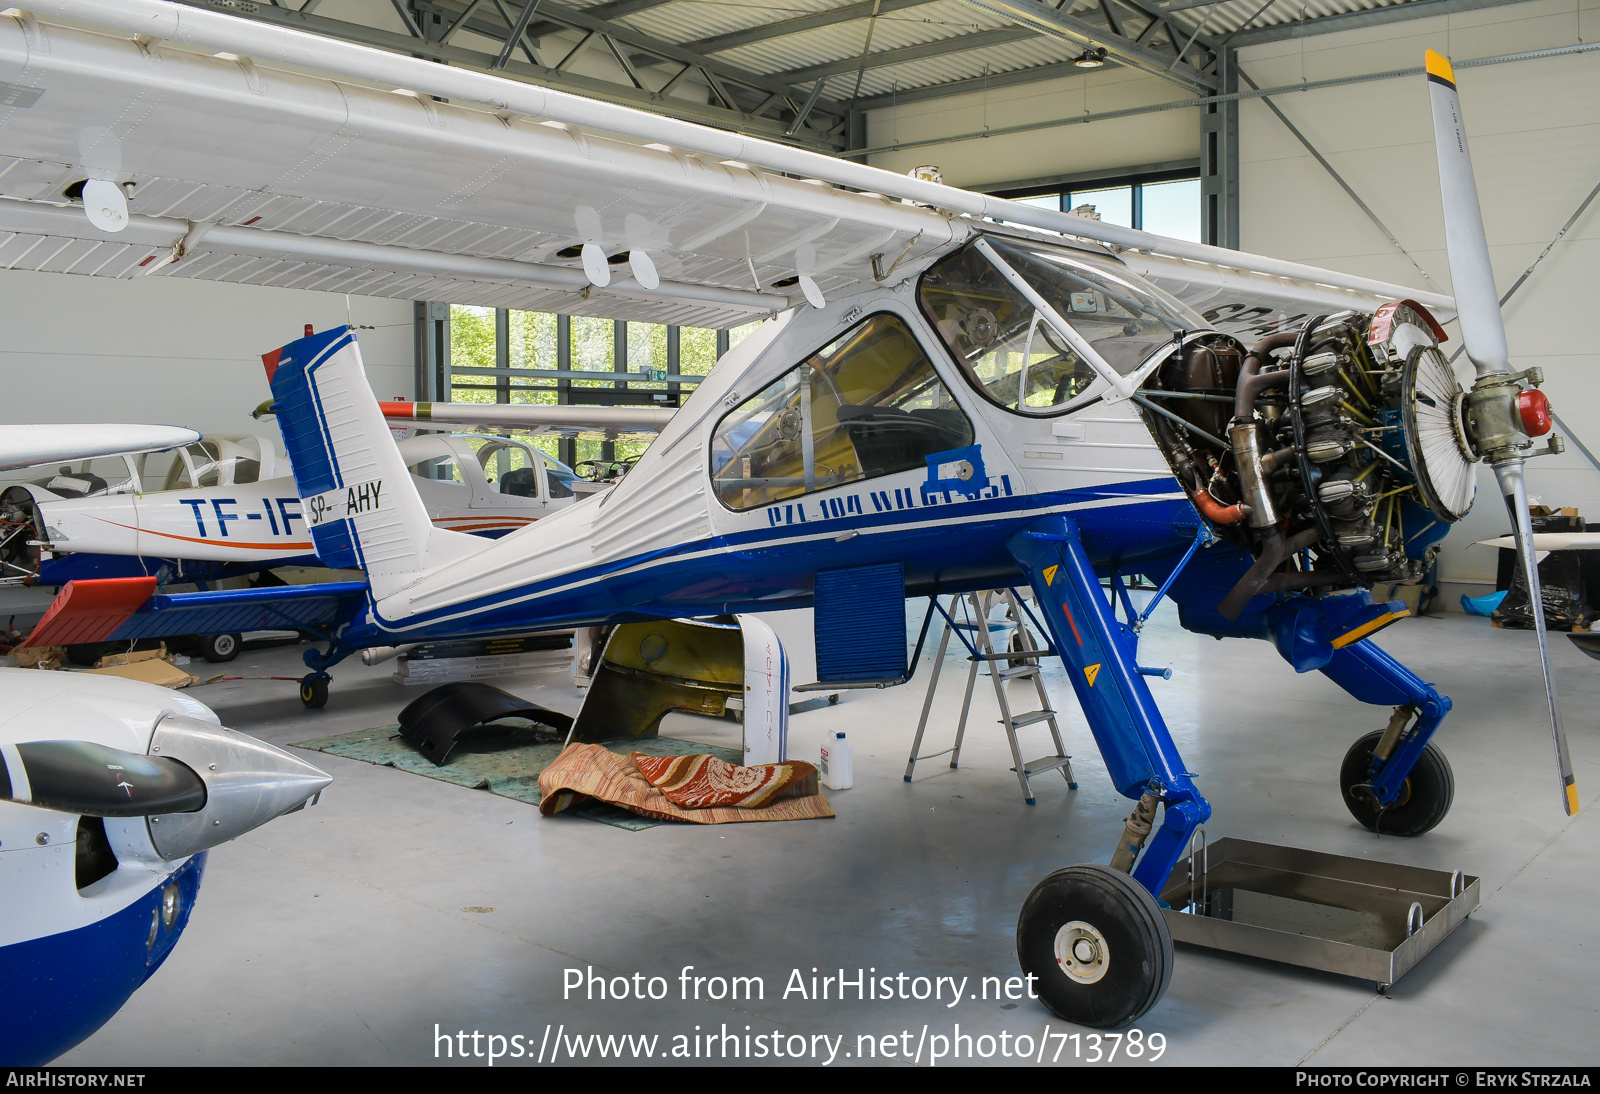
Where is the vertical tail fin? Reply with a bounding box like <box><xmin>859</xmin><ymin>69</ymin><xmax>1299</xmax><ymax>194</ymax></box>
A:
<box><xmin>263</xmin><ymin>326</ymin><xmax>474</xmax><ymax>598</ymax></box>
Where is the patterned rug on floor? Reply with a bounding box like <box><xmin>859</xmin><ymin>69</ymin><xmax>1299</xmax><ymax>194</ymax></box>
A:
<box><xmin>293</xmin><ymin>720</ymin><xmax>744</xmax><ymax>831</ymax></box>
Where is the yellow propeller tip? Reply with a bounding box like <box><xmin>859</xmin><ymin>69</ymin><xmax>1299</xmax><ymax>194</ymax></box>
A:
<box><xmin>1566</xmin><ymin>782</ymin><xmax>1580</xmax><ymax>815</ymax></box>
<box><xmin>1425</xmin><ymin>49</ymin><xmax>1456</xmax><ymax>86</ymax></box>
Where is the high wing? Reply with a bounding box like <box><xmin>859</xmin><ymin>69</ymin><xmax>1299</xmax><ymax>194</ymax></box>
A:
<box><xmin>0</xmin><ymin>425</ymin><xmax>199</xmax><ymax>472</ymax></box>
<box><xmin>1</xmin><ymin>1</ymin><xmax>1452</xmax><ymax>334</ymax></box>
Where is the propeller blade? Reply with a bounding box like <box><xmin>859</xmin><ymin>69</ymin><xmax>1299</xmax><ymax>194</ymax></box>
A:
<box><xmin>1425</xmin><ymin>50</ymin><xmax>1510</xmax><ymax>379</ymax></box>
<box><xmin>1496</xmin><ymin>459</ymin><xmax>1579</xmax><ymax>816</ymax></box>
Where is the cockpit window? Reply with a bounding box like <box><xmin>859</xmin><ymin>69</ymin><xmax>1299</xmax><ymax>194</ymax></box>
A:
<box><xmin>710</xmin><ymin>312</ymin><xmax>973</xmax><ymax>512</ymax></box>
<box><xmin>918</xmin><ymin>237</ymin><xmax>1197</xmax><ymax>415</ymax></box>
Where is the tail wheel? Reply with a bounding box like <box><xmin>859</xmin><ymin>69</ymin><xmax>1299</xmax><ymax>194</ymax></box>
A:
<box><xmin>299</xmin><ymin>673</ymin><xmax>330</xmax><ymax>710</ymax></box>
<box><xmin>1340</xmin><ymin>729</ymin><xmax>1454</xmax><ymax>836</ymax></box>
<box><xmin>1017</xmin><ymin>863</ymin><xmax>1172</xmax><ymax>1028</ymax></box>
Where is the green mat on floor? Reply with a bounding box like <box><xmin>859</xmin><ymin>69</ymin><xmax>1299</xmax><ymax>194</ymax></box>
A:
<box><xmin>293</xmin><ymin>720</ymin><xmax>743</xmax><ymax>831</ymax></box>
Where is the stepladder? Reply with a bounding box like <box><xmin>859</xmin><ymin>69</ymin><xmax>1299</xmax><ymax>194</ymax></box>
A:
<box><xmin>904</xmin><ymin>589</ymin><xmax>1077</xmax><ymax>805</ymax></box>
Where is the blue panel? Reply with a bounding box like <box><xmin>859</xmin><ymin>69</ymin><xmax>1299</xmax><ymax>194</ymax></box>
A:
<box><xmin>0</xmin><ymin>853</ymin><xmax>204</xmax><ymax>1065</ymax></box>
<box><xmin>310</xmin><ymin>518</ymin><xmax>362</xmax><ymax>571</ymax></box>
<box><xmin>107</xmin><ymin>581</ymin><xmax>369</xmax><ymax>641</ymax></box>
<box><xmin>267</xmin><ymin>326</ymin><xmax>352</xmax><ymax>500</ymax></box>
<box><xmin>814</xmin><ymin>562</ymin><xmax>906</xmax><ymax>682</ymax></box>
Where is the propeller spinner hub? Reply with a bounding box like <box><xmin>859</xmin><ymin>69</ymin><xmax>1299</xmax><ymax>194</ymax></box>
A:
<box><xmin>1518</xmin><ymin>388</ymin><xmax>1553</xmax><ymax>437</ymax></box>
<box><xmin>1462</xmin><ymin>369</ymin><xmax>1563</xmax><ymax>464</ymax></box>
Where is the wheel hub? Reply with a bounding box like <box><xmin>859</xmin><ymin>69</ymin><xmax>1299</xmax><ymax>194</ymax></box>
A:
<box><xmin>1053</xmin><ymin>920</ymin><xmax>1109</xmax><ymax>985</ymax></box>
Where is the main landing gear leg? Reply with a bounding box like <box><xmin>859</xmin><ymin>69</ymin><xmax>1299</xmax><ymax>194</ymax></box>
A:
<box><xmin>1006</xmin><ymin>515</ymin><xmax>1208</xmax><ymax>1028</ymax></box>
<box><xmin>1318</xmin><ymin>639</ymin><xmax>1455</xmax><ymax>835</ymax></box>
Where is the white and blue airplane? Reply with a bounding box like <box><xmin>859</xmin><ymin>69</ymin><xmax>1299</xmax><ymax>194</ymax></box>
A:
<box><xmin>0</xmin><ymin>426</ymin><xmax>334</xmax><ymax>1066</ymax></box>
<box><xmin>1</xmin><ymin>2</ymin><xmax>1570</xmax><ymax>1027</ymax></box>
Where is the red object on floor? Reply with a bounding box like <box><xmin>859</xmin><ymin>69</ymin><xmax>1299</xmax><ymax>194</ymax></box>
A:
<box><xmin>22</xmin><ymin>576</ymin><xmax>157</xmax><ymax>648</ymax></box>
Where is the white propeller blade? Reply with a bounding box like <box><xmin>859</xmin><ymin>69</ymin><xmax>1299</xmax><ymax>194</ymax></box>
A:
<box><xmin>1428</xmin><ymin>49</ymin><xmax>1577</xmax><ymax>816</ymax></box>
<box><xmin>1425</xmin><ymin>50</ymin><xmax>1510</xmax><ymax>379</ymax></box>
<box><xmin>1496</xmin><ymin>462</ymin><xmax>1579</xmax><ymax>816</ymax></box>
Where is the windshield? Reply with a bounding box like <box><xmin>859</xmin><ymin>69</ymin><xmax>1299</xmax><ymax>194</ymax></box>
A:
<box><xmin>919</xmin><ymin>237</ymin><xmax>1200</xmax><ymax>414</ymax></box>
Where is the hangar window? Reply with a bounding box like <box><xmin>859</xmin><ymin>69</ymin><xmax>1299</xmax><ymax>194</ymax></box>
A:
<box><xmin>710</xmin><ymin>313</ymin><xmax>973</xmax><ymax>512</ymax></box>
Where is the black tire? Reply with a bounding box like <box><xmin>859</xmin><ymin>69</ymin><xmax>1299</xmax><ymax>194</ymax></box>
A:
<box><xmin>1017</xmin><ymin>863</ymin><xmax>1173</xmax><ymax>1028</ymax></box>
<box><xmin>65</xmin><ymin>643</ymin><xmax>109</xmax><ymax>667</ymax></box>
<box><xmin>300</xmin><ymin>673</ymin><xmax>330</xmax><ymax>710</ymax></box>
<box><xmin>200</xmin><ymin>633</ymin><xmax>241</xmax><ymax>664</ymax></box>
<box><xmin>1340</xmin><ymin>730</ymin><xmax>1454</xmax><ymax>836</ymax></box>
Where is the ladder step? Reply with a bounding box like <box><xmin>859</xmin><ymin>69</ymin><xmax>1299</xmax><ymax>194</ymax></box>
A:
<box><xmin>997</xmin><ymin>664</ymin><xmax>1039</xmax><ymax>680</ymax></box>
<box><xmin>1006</xmin><ymin>710</ymin><xmax>1057</xmax><ymax>728</ymax></box>
<box><xmin>1020</xmin><ymin>755</ymin><xmax>1073</xmax><ymax>775</ymax></box>
<box><xmin>967</xmin><ymin>649</ymin><xmax>1053</xmax><ymax>663</ymax></box>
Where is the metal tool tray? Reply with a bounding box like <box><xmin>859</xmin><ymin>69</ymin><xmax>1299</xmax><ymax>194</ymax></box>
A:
<box><xmin>1156</xmin><ymin>837</ymin><xmax>1479</xmax><ymax>988</ymax></box>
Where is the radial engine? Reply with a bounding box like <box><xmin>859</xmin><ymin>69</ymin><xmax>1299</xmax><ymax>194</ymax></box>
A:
<box><xmin>1139</xmin><ymin>302</ymin><xmax>1558</xmax><ymax>618</ymax></box>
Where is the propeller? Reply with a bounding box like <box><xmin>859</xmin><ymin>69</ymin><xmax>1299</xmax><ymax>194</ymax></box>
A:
<box><xmin>1425</xmin><ymin>50</ymin><xmax>1577</xmax><ymax>816</ymax></box>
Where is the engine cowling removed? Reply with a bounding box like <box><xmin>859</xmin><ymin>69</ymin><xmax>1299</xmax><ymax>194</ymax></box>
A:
<box><xmin>1140</xmin><ymin>303</ymin><xmax>1471</xmax><ymax>618</ymax></box>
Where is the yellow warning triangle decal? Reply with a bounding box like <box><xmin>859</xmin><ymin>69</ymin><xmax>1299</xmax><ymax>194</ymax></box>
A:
<box><xmin>1084</xmin><ymin>663</ymin><xmax>1101</xmax><ymax>687</ymax></box>
<box><xmin>1042</xmin><ymin>564</ymin><xmax>1058</xmax><ymax>586</ymax></box>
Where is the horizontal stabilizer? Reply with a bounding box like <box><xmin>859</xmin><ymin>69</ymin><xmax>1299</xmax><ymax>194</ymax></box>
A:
<box><xmin>105</xmin><ymin>582</ymin><xmax>371</xmax><ymax>645</ymax></box>
<box><xmin>23</xmin><ymin>576</ymin><xmax>157</xmax><ymax>648</ymax></box>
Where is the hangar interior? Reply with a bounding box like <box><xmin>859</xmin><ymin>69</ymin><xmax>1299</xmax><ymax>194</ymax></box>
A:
<box><xmin>2</xmin><ymin>0</ymin><xmax>1598</xmax><ymax>1068</ymax></box>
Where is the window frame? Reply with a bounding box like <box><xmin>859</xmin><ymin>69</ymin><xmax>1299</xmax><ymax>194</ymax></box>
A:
<box><xmin>706</xmin><ymin>308</ymin><xmax>977</xmax><ymax>515</ymax></box>
<box><xmin>917</xmin><ymin>237</ymin><xmax>1151</xmax><ymax>420</ymax></box>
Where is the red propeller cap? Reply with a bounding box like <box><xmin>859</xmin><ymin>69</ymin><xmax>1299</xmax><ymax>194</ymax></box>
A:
<box><xmin>1519</xmin><ymin>388</ymin><xmax>1553</xmax><ymax>437</ymax></box>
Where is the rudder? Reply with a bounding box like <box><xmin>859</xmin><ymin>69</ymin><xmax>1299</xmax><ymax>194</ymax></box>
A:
<box><xmin>263</xmin><ymin>326</ymin><xmax>476</xmax><ymax>597</ymax></box>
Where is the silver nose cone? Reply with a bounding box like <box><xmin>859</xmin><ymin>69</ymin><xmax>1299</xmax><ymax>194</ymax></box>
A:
<box><xmin>145</xmin><ymin>714</ymin><xmax>333</xmax><ymax>859</ymax></box>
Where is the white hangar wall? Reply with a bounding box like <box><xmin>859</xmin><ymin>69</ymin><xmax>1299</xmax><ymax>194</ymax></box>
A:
<box><xmin>0</xmin><ymin>270</ymin><xmax>413</xmax><ymax>438</ymax></box>
<box><xmin>1236</xmin><ymin>0</ymin><xmax>1600</xmax><ymax>603</ymax></box>
<box><xmin>864</xmin><ymin>65</ymin><xmax>1201</xmax><ymax>187</ymax></box>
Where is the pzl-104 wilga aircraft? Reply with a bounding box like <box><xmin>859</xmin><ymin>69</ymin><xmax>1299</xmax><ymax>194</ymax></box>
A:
<box><xmin>3</xmin><ymin>0</ymin><xmax>1572</xmax><ymax>1026</ymax></box>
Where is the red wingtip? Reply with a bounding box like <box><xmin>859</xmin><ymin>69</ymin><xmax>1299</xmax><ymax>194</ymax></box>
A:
<box><xmin>23</xmin><ymin>576</ymin><xmax>158</xmax><ymax>649</ymax></box>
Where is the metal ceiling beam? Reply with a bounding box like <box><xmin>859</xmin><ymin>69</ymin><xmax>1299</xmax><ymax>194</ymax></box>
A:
<box><xmin>416</xmin><ymin>0</ymin><xmax>847</xmax><ymax>118</ymax></box>
<box><xmin>852</xmin><ymin>59</ymin><xmax>1094</xmax><ymax>110</ymax></box>
<box><xmin>1146</xmin><ymin>0</ymin><xmax>1231</xmax><ymax>11</ymax></box>
<box><xmin>957</xmin><ymin>0</ymin><xmax>1217</xmax><ymax>89</ymax></box>
<box><xmin>1229</xmin><ymin>0</ymin><xmax>1533</xmax><ymax>45</ymax></box>
<box><xmin>169</xmin><ymin>0</ymin><xmax>844</xmax><ymax>147</ymax></box>
<box><xmin>774</xmin><ymin>27</ymin><xmax>1037</xmax><ymax>84</ymax></box>
<box><xmin>687</xmin><ymin>0</ymin><xmax>939</xmax><ymax>55</ymax></box>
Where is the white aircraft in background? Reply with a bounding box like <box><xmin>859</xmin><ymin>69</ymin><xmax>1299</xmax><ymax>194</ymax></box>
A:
<box><xmin>0</xmin><ymin>424</ymin><xmax>332</xmax><ymax>1066</ymax></box>
<box><xmin>2</xmin><ymin>425</ymin><xmax>645</xmax><ymax>590</ymax></box>
<box><xmin>0</xmin><ymin>1</ymin><xmax>1570</xmax><ymax>1031</ymax></box>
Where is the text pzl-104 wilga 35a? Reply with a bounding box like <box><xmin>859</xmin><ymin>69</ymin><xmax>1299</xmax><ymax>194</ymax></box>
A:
<box><xmin>2</xmin><ymin>1</ymin><xmax>1573</xmax><ymax>1025</ymax></box>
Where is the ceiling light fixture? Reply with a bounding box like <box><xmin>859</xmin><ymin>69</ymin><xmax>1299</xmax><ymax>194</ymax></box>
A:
<box><xmin>1074</xmin><ymin>47</ymin><xmax>1108</xmax><ymax>69</ymax></box>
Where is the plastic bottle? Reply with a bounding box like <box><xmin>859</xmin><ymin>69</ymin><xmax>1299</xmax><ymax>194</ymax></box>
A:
<box><xmin>819</xmin><ymin>732</ymin><xmax>853</xmax><ymax>790</ymax></box>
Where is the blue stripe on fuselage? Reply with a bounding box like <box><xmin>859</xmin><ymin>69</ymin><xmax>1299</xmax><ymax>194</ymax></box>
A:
<box><xmin>352</xmin><ymin>479</ymin><xmax>1193</xmax><ymax>643</ymax></box>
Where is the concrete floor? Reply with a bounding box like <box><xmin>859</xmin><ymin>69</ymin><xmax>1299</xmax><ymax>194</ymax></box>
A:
<box><xmin>61</xmin><ymin>603</ymin><xmax>1600</xmax><ymax>1066</ymax></box>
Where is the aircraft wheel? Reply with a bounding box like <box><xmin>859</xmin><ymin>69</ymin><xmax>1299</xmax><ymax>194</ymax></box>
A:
<box><xmin>1017</xmin><ymin>863</ymin><xmax>1172</xmax><ymax>1028</ymax></box>
<box><xmin>299</xmin><ymin>673</ymin><xmax>330</xmax><ymax>710</ymax></box>
<box><xmin>200</xmin><ymin>632</ymin><xmax>242</xmax><ymax>664</ymax></box>
<box><xmin>1340</xmin><ymin>730</ymin><xmax>1454</xmax><ymax>836</ymax></box>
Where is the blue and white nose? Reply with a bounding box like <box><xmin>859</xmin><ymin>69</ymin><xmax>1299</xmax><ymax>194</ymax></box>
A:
<box><xmin>0</xmin><ymin>714</ymin><xmax>331</xmax><ymax>855</ymax></box>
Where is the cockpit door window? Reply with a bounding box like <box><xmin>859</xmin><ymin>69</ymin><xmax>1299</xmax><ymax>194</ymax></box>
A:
<box><xmin>710</xmin><ymin>312</ymin><xmax>974</xmax><ymax>512</ymax></box>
